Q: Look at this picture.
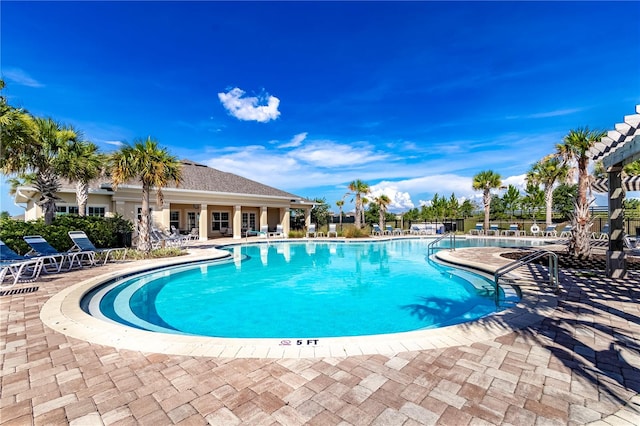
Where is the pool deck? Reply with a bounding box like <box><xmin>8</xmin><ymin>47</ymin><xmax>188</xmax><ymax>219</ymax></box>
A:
<box><xmin>1</xmin><ymin>236</ymin><xmax>639</xmax><ymax>425</ymax></box>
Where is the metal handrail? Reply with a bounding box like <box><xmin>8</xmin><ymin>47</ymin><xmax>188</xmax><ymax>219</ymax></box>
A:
<box><xmin>494</xmin><ymin>249</ymin><xmax>558</xmax><ymax>305</ymax></box>
<box><xmin>427</xmin><ymin>232</ymin><xmax>456</xmax><ymax>256</ymax></box>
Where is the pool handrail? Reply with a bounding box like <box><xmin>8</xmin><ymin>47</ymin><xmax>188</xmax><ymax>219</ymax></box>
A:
<box><xmin>427</xmin><ymin>232</ymin><xmax>456</xmax><ymax>256</ymax></box>
<box><xmin>494</xmin><ymin>249</ymin><xmax>558</xmax><ymax>305</ymax></box>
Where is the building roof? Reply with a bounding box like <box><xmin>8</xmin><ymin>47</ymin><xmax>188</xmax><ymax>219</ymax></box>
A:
<box><xmin>162</xmin><ymin>160</ymin><xmax>307</xmax><ymax>200</ymax></box>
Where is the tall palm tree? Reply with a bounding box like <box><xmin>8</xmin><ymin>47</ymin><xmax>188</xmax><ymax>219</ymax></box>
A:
<box><xmin>374</xmin><ymin>194</ymin><xmax>391</xmax><ymax>229</ymax></box>
<box><xmin>336</xmin><ymin>199</ymin><xmax>344</xmax><ymax>230</ymax></box>
<box><xmin>526</xmin><ymin>155</ymin><xmax>570</xmax><ymax>228</ymax></box>
<box><xmin>346</xmin><ymin>179</ymin><xmax>369</xmax><ymax>229</ymax></box>
<box><xmin>110</xmin><ymin>137</ymin><xmax>182</xmax><ymax>253</ymax></box>
<box><xmin>59</xmin><ymin>140</ymin><xmax>105</xmax><ymax>216</ymax></box>
<box><xmin>1</xmin><ymin>115</ymin><xmax>79</xmax><ymax>225</ymax></box>
<box><xmin>472</xmin><ymin>170</ymin><xmax>502</xmax><ymax>233</ymax></box>
<box><xmin>556</xmin><ymin>127</ymin><xmax>606</xmax><ymax>258</ymax></box>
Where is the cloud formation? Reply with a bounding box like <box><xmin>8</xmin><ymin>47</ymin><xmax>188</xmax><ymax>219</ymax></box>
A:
<box><xmin>3</xmin><ymin>68</ymin><xmax>44</xmax><ymax>88</ymax></box>
<box><xmin>278</xmin><ymin>132</ymin><xmax>307</xmax><ymax>148</ymax></box>
<box><xmin>218</xmin><ymin>87</ymin><xmax>280</xmax><ymax>122</ymax></box>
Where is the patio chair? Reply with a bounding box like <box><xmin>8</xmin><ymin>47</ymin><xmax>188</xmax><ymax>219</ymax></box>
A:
<box><xmin>385</xmin><ymin>225</ymin><xmax>393</xmax><ymax>235</ymax></box>
<box><xmin>23</xmin><ymin>235</ymin><xmax>94</xmax><ymax>271</ymax></box>
<box><xmin>327</xmin><ymin>223</ymin><xmax>338</xmax><ymax>238</ymax></box>
<box><xmin>0</xmin><ymin>240</ymin><xmax>45</xmax><ymax>289</ymax></box>
<box><xmin>591</xmin><ymin>223</ymin><xmax>609</xmax><ymax>240</ymax></box>
<box><xmin>469</xmin><ymin>223</ymin><xmax>484</xmax><ymax>235</ymax></box>
<box><xmin>151</xmin><ymin>228</ymin><xmax>187</xmax><ymax>248</ymax></box>
<box><xmin>410</xmin><ymin>225</ymin><xmax>426</xmax><ymax>235</ymax></box>
<box><xmin>68</xmin><ymin>231</ymin><xmax>127</xmax><ymax>265</ymax></box>
<box><xmin>485</xmin><ymin>224</ymin><xmax>500</xmax><ymax>236</ymax></box>
<box><xmin>271</xmin><ymin>224</ymin><xmax>285</xmax><ymax>238</ymax></box>
<box><xmin>371</xmin><ymin>224</ymin><xmax>383</xmax><ymax>236</ymax></box>
<box><xmin>542</xmin><ymin>224</ymin><xmax>558</xmax><ymax>237</ymax></box>
<box><xmin>306</xmin><ymin>224</ymin><xmax>318</xmax><ymax>238</ymax></box>
<box><xmin>559</xmin><ymin>225</ymin><xmax>572</xmax><ymax>238</ymax></box>
<box><xmin>502</xmin><ymin>224</ymin><xmax>523</xmax><ymax>237</ymax></box>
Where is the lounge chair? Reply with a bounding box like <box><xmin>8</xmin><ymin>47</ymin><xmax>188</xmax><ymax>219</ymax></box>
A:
<box><xmin>327</xmin><ymin>223</ymin><xmax>338</xmax><ymax>238</ymax></box>
<box><xmin>591</xmin><ymin>224</ymin><xmax>609</xmax><ymax>240</ymax></box>
<box><xmin>0</xmin><ymin>240</ymin><xmax>45</xmax><ymax>289</ymax></box>
<box><xmin>23</xmin><ymin>235</ymin><xmax>94</xmax><ymax>271</ymax></box>
<box><xmin>410</xmin><ymin>225</ymin><xmax>426</xmax><ymax>235</ymax></box>
<box><xmin>502</xmin><ymin>224</ymin><xmax>523</xmax><ymax>237</ymax></box>
<box><xmin>151</xmin><ymin>228</ymin><xmax>187</xmax><ymax>248</ymax></box>
<box><xmin>68</xmin><ymin>231</ymin><xmax>127</xmax><ymax>265</ymax></box>
<box><xmin>371</xmin><ymin>224</ymin><xmax>382</xmax><ymax>236</ymax></box>
<box><xmin>306</xmin><ymin>224</ymin><xmax>318</xmax><ymax>238</ymax></box>
<box><xmin>559</xmin><ymin>225</ymin><xmax>572</xmax><ymax>238</ymax></box>
<box><xmin>542</xmin><ymin>225</ymin><xmax>558</xmax><ymax>237</ymax></box>
<box><xmin>469</xmin><ymin>223</ymin><xmax>484</xmax><ymax>235</ymax></box>
<box><xmin>270</xmin><ymin>224</ymin><xmax>285</xmax><ymax>238</ymax></box>
<box><xmin>485</xmin><ymin>224</ymin><xmax>500</xmax><ymax>236</ymax></box>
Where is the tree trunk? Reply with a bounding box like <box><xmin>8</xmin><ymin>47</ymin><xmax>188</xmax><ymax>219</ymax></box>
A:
<box><xmin>354</xmin><ymin>195</ymin><xmax>361</xmax><ymax>229</ymax></box>
<box><xmin>138</xmin><ymin>184</ymin><xmax>152</xmax><ymax>253</ymax></box>
<box><xmin>544</xmin><ymin>186</ymin><xmax>553</xmax><ymax>228</ymax></box>
<box><xmin>568</xmin><ymin>201</ymin><xmax>591</xmax><ymax>258</ymax></box>
<box><xmin>483</xmin><ymin>189</ymin><xmax>491</xmax><ymax>232</ymax></box>
<box><xmin>76</xmin><ymin>181</ymin><xmax>88</xmax><ymax>216</ymax></box>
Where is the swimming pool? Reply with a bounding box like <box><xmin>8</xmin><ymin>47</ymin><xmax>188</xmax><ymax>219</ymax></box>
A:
<box><xmin>83</xmin><ymin>238</ymin><xmax>534</xmax><ymax>339</ymax></box>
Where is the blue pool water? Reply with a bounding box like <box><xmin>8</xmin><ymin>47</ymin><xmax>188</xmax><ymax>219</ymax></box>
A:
<box><xmin>85</xmin><ymin>238</ymin><xmax>536</xmax><ymax>338</ymax></box>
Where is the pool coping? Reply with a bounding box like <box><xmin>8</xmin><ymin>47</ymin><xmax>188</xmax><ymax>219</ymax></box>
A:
<box><xmin>40</xmin><ymin>242</ymin><xmax>558</xmax><ymax>359</ymax></box>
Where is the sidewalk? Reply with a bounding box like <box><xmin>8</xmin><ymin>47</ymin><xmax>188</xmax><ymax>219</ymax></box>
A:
<box><xmin>1</xmin><ymin>243</ymin><xmax>639</xmax><ymax>425</ymax></box>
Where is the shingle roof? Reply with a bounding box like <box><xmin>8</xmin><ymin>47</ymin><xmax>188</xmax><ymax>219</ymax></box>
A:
<box><xmin>164</xmin><ymin>160</ymin><xmax>305</xmax><ymax>199</ymax></box>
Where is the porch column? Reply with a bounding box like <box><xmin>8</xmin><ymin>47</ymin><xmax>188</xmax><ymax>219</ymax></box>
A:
<box><xmin>160</xmin><ymin>201</ymin><xmax>171</xmax><ymax>232</ymax></box>
<box><xmin>305</xmin><ymin>207</ymin><xmax>312</xmax><ymax>228</ymax></box>
<box><xmin>606</xmin><ymin>164</ymin><xmax>626</xmax><ymax>278</ymax></box>
<box><xmin>198</xmin><ymin>204</ymin><xmax>208</xmax><ymax>241</ymax></box>
<box><xmin>281</xmin><ymin>208</ymin><xmax>291</xmax><ymax>236</ymax></box>
<box><xmin>260</xmin><ymin>206</ymin><xmax>268</xmax><ymax>229</ymax></box>
<box><xmin>115</xmin><ymin>201</ymin><xmax>125</xmax><ymax>216</ymax></box>
<box><xmin>233</xmin><ymin>205</ymin><xmax>242</xmax><ymax>239</ymax></box>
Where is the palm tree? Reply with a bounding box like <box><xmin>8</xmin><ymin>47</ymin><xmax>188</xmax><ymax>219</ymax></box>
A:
<box><xmin>336</xmin><ymin>199</ymin><xmax>344</xmax><ymax>230</ymax></box>
<box><xmin>59</xmin><ymin>140</ymin><xmax>105</xmax><ymax>216</ymax></box>
<box><xmin>526</xmin><ymin>155</ymin><xmax>570</xmax><ymax>228</ymax></box>
<box><xmin>346</xmin><ymin>179</ymin><xmax>370</xmax><ymax>229</ymax></box>
<box><xmin>556</xmin><ymin>127</ymin><xmax>606</xmax><ymax>258</ymax></box>
<box><xmin>374</xmin><ymin>194</ymin><xmax>391</xmax><ymax>229</ymax></box>
<box><xmin>501</xmin><ymin>185</ymin><xmax>521</xmax><ymax>220</ymax></box>
<box><xmin>110</xmin><ymin>137</ymin><xmax>182</xmax><ymax>253</ymax></box>
<box><xmin>1</xmin><ymin>115</ymin><xmax>79</xmax><ymax>225</ymax></box>
<box><xmin>472</xmin><ymin>170</ymin><xmax>502</xmax><ymax>233</ymax></box>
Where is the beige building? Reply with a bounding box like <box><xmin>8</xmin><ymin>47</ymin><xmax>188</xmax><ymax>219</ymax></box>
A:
<box><xmin>13</xmin><ymin>160</ymin><xmax>315</xmax><ymax>240</ymax></box>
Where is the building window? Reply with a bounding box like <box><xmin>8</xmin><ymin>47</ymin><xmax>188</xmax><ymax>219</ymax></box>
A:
<box><xmin>56</xmin><ymin>205</ymin><xmax>79</xmax><ymax>215</ymax></box>
<box><xmin>242</xmin><ymin>212</ymin><xmax>256</xmax><ymax>231</ymax></box>
<box><xmin>87</xmin><ymin>207</ymin><xmax>106</xmax><ymax>217</ymax></box>
<box><xmin>187</xmin><ymin>212</ymin><xmax>198</xmax><ymax>232</ymax></box>
<box><xmin>170</xmin><ymin>211</ymin><xmax>180</xmax><ymax>231</ymax></box>
<box><xmin>211</xmin><ymin>212</ymin><xmax>229</xmax><ymax>231</ymax></box>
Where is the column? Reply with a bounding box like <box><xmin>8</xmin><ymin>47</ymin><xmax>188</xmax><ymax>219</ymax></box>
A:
<box><xmin>198</xmin><ymin>204</ymin><xmax>208</xmax><ymax>241</ymax></box>
<box><xmin>160</xmin><ymin>201</ymin><xmax>171</xmax><ymax>232</ymax></box>
<box><xmin>305</xmin><ymin>207</ymin><xmax>311</xmax><ymax>228</ymax></box>
<box><xmin>260</xmin><ymin>206</ymin><xmax>268</xmax><ymax>229</ymax></box>
<box><xmin>606</xmin><ymin>165</ymin><xmax>626</xmax><ymax>278</ymax></box>
<box><xmin>233</xmin><ymin>205</ymin><xmax>242</xmax><ymax>239</ymax></box>
<box><xmin>281</xmin><ymin>208</ymin><xmax>291</xmax><ymax>236</ymax></box>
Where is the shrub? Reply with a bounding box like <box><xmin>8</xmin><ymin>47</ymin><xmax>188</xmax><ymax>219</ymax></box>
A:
<box><xmin>342</xmin><ymin>226</ymin><xmax>371</xmax><ymax>238</ymax></box>
<box><xmin>287</xmin><ymin>230</ymin><xmax>306</xmax><ymax>238</ymax></box>
<box><xmin>0</xmin><ymin>215</ymin><xmax>134</xmax><ymax>255</ymax></box>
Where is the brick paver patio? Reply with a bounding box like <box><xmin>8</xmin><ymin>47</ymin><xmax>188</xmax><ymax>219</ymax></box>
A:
<box><xmin>1</xmin><ymin>240</ymin><xmax>639</xmax><ymax>425</ymax></box>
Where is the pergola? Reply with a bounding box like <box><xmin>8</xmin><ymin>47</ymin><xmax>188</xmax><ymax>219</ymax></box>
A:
<box><xmin>588</xmin><ymin>104</ymin><xmax>640</xmax><ymax>278</ymax></box>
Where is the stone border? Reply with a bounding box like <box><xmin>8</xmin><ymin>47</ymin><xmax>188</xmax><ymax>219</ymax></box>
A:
<box><xmin>40</xmin><ymin>243</ymin><xmax>558</xmax><ymax>359</ymax></box>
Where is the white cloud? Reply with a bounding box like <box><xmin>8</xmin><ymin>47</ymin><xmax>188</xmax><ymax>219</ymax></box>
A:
<box><xmin>291</xmin><ymin>141</ymin><xmax>388</xmax><ymax>167</ymax></box>
<box><xmin>103</xmin><ymin>140</ymin><xmax>124</xmax><ymax>147</ymax></box>
<box><xmin>369</xmin><ymin>183</ymin><xmax>415</xmax><ymax>212</ymax></box>
<box><xmin>278</xmin><ymin>132</ymin><xmax>307</xmax><ymax>148</ymax></box>
<box><xmin>218</xmin><ymin>87</ymin><xmax>280</xmax><ymax>122</ymax></box>
<box><xmin>2</xmin><ymin>68</ymin><xmax>44</xmax><ymax>88</ymax></box>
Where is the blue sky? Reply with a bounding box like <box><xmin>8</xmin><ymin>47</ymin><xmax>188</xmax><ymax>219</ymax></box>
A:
<box><xmin>2</xmin><ymin>1</ymin><xmax>639</xmax><ymax>216</ymax></box>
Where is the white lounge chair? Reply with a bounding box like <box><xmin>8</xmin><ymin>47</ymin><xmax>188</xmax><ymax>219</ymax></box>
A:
<box><xmin>559</xmin><ymin>225</ymin><xmax>572</xmax><ymax>238</ymax></box>
<box><xmin>542</xmin><ymin>224</ymin><xmax>557</xmax><ymax>237</ymax></box>
<box><xmin>69</xmin><ymin>231</ymin><xmax>127</xmax><ymax>265</ymax></box>
<box><xmin>486</xmin><ymin>224</ymin><xmax>500</xmax><ymax>236</ymax></box>
<box><xmin>327</xmin><ymin>223</ymin><xmax>338</xmax><ymax>238</ymax></box>
<box><xmin>502</xmin><ymin>224</ymin><xmax>523</xmax><ymax>237</ymax></box>
<box><xmin>0</xmin><ymin>240</ymin><xmax>45</xmax><ymax>289</ymax></box>
<box><xmin>371</xmin><ymin>224</ymin><xmax>382</xmax><ymax>236</ymax></box>
<box><xmin>306</xmin><ymin>224</ymin><xmax>318</xmax><ymax>238</ymax></box>
<box><xmin>591</xmin><ymin>224</ymin><xmax>609</xmax><ymax>240</ymax></box>
<box><xmin>270</xmin><ymin>224</ymin><xmax>285</xmax><ymax>238</ymax></box>
<box><xmin>23</xmin><ymin>235</ymin><xmax>94</xmax><ymax>271</ymax></box>
<box><xmin>469</xmin><ymin>223</ymin><xmax>484</xmax><ymax>235</ymax></box>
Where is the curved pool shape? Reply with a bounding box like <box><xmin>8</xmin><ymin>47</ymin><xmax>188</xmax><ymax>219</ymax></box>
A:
<box><xmin>83</xmin><ymin>239</ymin><xmax>529</xmax><ymax>339</ymax></box>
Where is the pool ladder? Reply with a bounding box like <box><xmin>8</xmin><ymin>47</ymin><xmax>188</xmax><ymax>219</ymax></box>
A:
<box><xmin>494</xmin><ymin>249</ymin><xmax>559</xmax><ymax>305</ymax></box>
<box><xmin>427</xmin><ymin>232</ymin><xmax>456</xmax><ymax>257</ymax></box>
